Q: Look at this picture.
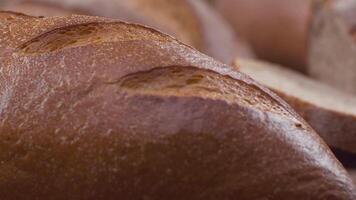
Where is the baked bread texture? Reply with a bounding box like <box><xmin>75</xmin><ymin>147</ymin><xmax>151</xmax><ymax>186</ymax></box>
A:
<box><xmin>0</xmin><ymin>12</ymin><xmax>355</xmax><ymax>199</ymax></box>
<box><xmin>1</xmin><ymin>0</ymin><xmax>254</xmax><ymax>63</ymax></box>
<box><xmin>309</xmin><ymin>0</ymin><xmax>356</xmax><ymax>94</ymax></box>
<box><xmin>236</xmin><ymin>58</ymin><xmax>356</xmax><ymax>154</ymax></box>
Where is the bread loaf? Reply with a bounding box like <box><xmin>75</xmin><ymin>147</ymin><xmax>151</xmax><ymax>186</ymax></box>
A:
<box><xmin>236</xmin><ymin>58</ymin><xmax>356</xmax><ymax>154</ymax></box>
<box><xmin>309</xmin><ymin>0</ymin><xmax>356</xmax><ymax>94</ymax></box>
<box><xmin>0</xmin><ymin>12</ymin><xmax>355</xmax><ymax>199</ymax></box>
<box><xmin>2</xmin><ymin>0</ymin><xmax>254</xmax><ymax>63</ymax></box>
<box><xmin>213</xmin><ymin>0</ymin><xmax>313</xmax><ymax>72</ymax></box>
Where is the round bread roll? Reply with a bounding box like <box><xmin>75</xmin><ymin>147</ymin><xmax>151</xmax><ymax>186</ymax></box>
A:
<box><xmin>0</xmin><ymin>12</ymin><xmax>355</xmax><ymax>199</ymax></box>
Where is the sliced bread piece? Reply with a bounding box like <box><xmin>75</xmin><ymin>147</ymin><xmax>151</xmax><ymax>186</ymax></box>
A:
<box><xmin>309</xmin><ymin>0</ymin><xmax>356</xmax><ymax>94</ymax></box>
<box><xmin>2</xmin><ymin>0</ymin><xmax>254</xmax><ymax>63</ymax></box>
<box><xmin>236</xmin><ymin>58</ymin><xmax>356</xmax><ymax>154</ymax></box>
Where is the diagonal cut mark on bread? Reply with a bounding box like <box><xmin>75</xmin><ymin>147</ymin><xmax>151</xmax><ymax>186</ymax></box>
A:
<box><xmin>1</xmin><ymin>0</ymin><xmax>253</xmax><ymax>62</ymax></box>
<box><xmin>17</xmin><ymin>22</ymin><xmax>172</xmax><ymax>54</ymax></box>
<box><xmin>119</xmin><ymin>66</ymin><xmax>296</xmax><ymax>119</ymax></box>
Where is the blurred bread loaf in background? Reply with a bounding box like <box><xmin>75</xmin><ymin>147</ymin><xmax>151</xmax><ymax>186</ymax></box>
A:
<box><xmin>309</xmin><ymin>0</ymin><xmax>356</xmax><ymax>94</ymax></box>
<box><xmin>211</xmin><ymin>0</ymin><xmax>313</xmax><ymax>72</ymax></box>
<box><xmin>2</xmin><ymin>0</ymin><xmax>255</xmax><ymax>63</ymax></box>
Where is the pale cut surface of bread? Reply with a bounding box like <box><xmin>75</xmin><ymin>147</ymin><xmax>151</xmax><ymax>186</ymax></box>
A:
<box><xmin>214</xmin><ymin>0</ymin><xmax>313</xmax><ymax>72</ymax></box>
<box><xmin>0</xmin><ymin>12</ymin><xmax>355</xmax><ymax>199</ymax></box>
<box><xmin>309</xmin><ymin>0</ymin><xmax>356</xmax><ymax>94</ymax></box>
<box><xmin>1</xmin><ymin>0</ymin><xmax>254</xmax><ymax>63</ymax></box>
<box><xmin>236</xmin><ymin>58</ymin><xmax>356</xmax><ymax>154</ymax></box>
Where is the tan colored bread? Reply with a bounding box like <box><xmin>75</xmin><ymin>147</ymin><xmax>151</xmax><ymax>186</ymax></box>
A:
<box><xmin>236</xmin><ymin>58</ymin><xmax>356</xmax><ymax>154</ymax></box>
<box><xmin>2</xmin><ymin>0</ymin><xmax>254</xmax><ymax>63</ymax></box>
<box><xmin>0</xmin><ymin>12</ymin><xmax>355</xmax><ymax>199</ymax></box>
<box><xmin>309</xmin><ymin>0</ymin><xmax>356</xmax><ymax>94</ymax></box>
<box><xmin>214</xmin><ymin>0</ymin><xmax>313</xmax><ymax>72</ymax></box>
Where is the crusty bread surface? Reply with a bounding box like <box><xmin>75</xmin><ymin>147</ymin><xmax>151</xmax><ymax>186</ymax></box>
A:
<box><xmin>236</xmin><ymin>58</ymin><xmax>356</xmax><ymax>154</ymax></box>
<box><xmin>2</xmin><ymin>0</ymin><xmax>254</xmax><ymax>63</ymax></box>
<box><xmin>0</xmin><ymin>12</ymin><xmax>355</xmax><ymax>199</ymax></box>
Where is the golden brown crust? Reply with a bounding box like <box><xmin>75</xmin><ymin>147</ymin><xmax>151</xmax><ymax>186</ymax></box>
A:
<box><xmin>0</xmin><ymin>14</ymin><xmax>355</xmax><ymax>199</ymax></box>
<box><xmin>0</xmin><ymin>12</ymin><xmax>117</xmax><ymax>56</ymax></box>
<box><xmin>1</xmin><ymin>0</ymin><xmax>254</xmax><ymax>63</ymax></box>
<box><xmin>275</xmin><ymin>90</ymin><xmax>356</xmax><ymax>154</ymax></box>
<box><xmin>236</xmin><ymin>58</ymin><xmax>356</xmax><ymax>154</ymax></box>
